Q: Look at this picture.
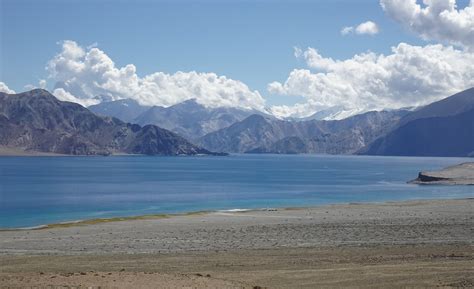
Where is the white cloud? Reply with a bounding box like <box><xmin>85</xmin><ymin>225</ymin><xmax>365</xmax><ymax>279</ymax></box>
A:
<box><xmin>341</xmin><ymin>21</ymin><xmax>379</xmax><ymax>36</ymax></box>
<box><xmin>298</xmin><ymin>1</ymin><xmax>472</xmax><ymax>119</ymax></box>
<box><xmin>39</xmin><ymin>79</ymin><xmax>47</xmax><ymax>89</ymax></box>
<box><xmin>0</xmin><ymin>82</ymin><xmax>15</xmax><ymax>94</ymax></box>
<box><xmin>268</xmin><ymin>43</ymin><xmax>474</xmax><ymax>119</ymax></box>
<box><xmin>295</xmin><ymin>47</ymin><xmax>336</xmax><ymax>71</ymax></box>
<box><xmin>47</xmin><ymin>40</ymin><xmax>266</xmax><ymax>110</ymax></box>
<box><xmin>355</xmin><ymin>21</ymin><xmax>380</xmax><ymax>35</ymax></box>
<box><xmin>380</xmin><ymin>0</ymin><xmax>474</xmax><ymax>49</ymax></box>
<box><xmin>53</xmin><ymin>88</ymin><xmax>100</xmax><ymax>107</ymax></box>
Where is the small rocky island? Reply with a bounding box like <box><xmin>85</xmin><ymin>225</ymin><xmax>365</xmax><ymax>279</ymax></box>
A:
<box><xmin>410</xmin><ymin>162</ymin><xmax>474</xmax><ymax>185</ymax></box>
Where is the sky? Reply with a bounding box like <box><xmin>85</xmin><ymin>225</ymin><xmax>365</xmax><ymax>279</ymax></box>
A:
<box><xmin>1</xmin><ymin>0</ymin><xmax>473</xmax><ymax>119</ymax></box>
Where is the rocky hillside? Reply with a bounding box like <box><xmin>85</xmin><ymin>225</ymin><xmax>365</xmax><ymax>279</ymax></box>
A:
<box><xmin>0</xmin><ymin>89</ymin><xmax>216</xmax><ymax>156</ymax></box>
<box><xmin>132</xmin><ymin>99</ymin><xmax>266</xmax><ymax>140</ymax></box>
<box><xmin>89</xmin><ymin>98</ymin><xmax>150</xmax><ymax>123</ymax></box>
<box><xmin>361</xmin><ymin>88</ymin><xmax>474</xmax><ymax>157</ymax></box>
<box><xmin>90</xmin><ymin>98</ymin><xmax>266</xmax><ymax>141</ymax></box>
<box><xmin>198</xmin><ymin>110</ymin><xmax>407</xmax><ymax>154</ymax></box>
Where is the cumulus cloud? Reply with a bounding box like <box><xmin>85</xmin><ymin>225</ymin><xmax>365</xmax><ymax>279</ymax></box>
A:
<box><xmin>268</xmin><ymin>43</ymin><xmax>474</xmax><ymax>118</ymax></box>
<box><xmin>53</xmin><ymin>88</ymin><xmax>100</xmax><ymax>107</ymax></box>
<box><xmin>46</xmin><ymin>40</ymin><xmax>266</xmax><ymax>110</ymax></box>
<box><xmin>0</xmin><ymin>82</ymin><xmax>15</xmax><ymax>94</ymax></box>
<box><xmin>356</xmin><ymin>21</ymin><xmax>380</xmax><ymax>35</ymax></box>
<box><xmin>341</xmin><ymin>21</ymin><xmax>379</xmax><ymax>36</ymax></box>
<box><xmin>278</xmin><ymin>0</ymin><xmax>473</xmax><ymax>119</ymax></box>
<box><xmin>380</xmin><ymin>0</ymin><xmax>474</xmax><ymax>49</ymax></box>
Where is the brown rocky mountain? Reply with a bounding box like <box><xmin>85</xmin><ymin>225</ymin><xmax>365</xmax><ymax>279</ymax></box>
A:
<box><xmin>0</xmin><ymin>89</ymin><xmax>217</xmax><ymax>156</ymax></box>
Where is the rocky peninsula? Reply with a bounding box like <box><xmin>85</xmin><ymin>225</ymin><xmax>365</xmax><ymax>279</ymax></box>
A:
<box><xmin>410</xmin><ymin>162</ymin><xmax>474</xmax><ymax>185</ymax></box>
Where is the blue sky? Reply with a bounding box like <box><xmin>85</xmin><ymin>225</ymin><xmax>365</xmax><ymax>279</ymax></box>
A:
<box><xmin>1</xmin><ymin>0</ymin><xmax>424</xmax><ymax>105</ymax></box>
<box><xmin>1</xmin><ymin>0</ymin><xmax>473</xmax><ymax>117</ymax></box>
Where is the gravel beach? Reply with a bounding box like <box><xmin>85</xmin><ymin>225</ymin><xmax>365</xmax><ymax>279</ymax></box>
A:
<box><xmin>1</xmin><ymin>199</ymin><xmax>473</xmax><ymax>288</ymax></box>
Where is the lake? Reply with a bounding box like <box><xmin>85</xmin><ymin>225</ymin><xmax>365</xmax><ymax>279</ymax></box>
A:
<box><xmin>0</xmin><ymin>154</ymin><xmax>472</xmax><ymax>228</ymax></box>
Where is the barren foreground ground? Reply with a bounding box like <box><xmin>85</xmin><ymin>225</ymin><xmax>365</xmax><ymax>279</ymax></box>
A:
<box><xmin>1</xmin><ymin>199</ymin><xmax>473</xmax><ymax>288</ymax></box>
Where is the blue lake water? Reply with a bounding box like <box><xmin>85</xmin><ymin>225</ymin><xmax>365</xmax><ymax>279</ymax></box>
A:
<box><xmin>0</xmin><ymin>154</ymin><xmax>473</xmax><ymax>228</ymax></box>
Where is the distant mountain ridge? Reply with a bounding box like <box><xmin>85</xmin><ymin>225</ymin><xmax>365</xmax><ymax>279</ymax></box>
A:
<box><xmin>198</xmin><ymin>110</ymin><xmax>408</xmax><ymax>154</ymax></box>
<box><xmin>0</xmin><ymin>89</ymin><xmax>216</xmax><ymax>156</ymax></box>
<box><xmin>91</xmin><ymin>98</ymin><xmax>265</xmax><ymax>140</ymax></box>
<box><xmin>9</xmin><ymin>87</ymin><xmax>472</xmax><ymax>157</ymax></box>
<box><xmin>89</xmin><ymin>98</ymin><xmax>151</xmax><ymax>123</ymax></box>
<box><xmin>133</xmin><ymin>99</ymin><xmax>263</xmax><ymax>140</ymax></box>
<box><xmin>360</xmin><ymin>88</ymin><xmax>474</xmax><ymax>157</ymax></box>
<box><xmin>202</xmin><ymin>88</ymin><xmax>474</xmax><ymax>156</ymax></box>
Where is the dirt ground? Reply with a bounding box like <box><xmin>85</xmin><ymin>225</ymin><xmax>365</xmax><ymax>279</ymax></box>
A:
<box><xmin>1</xmin><ymin>199</ymin><xmax>473</xmax><ymax>288</ymax></box>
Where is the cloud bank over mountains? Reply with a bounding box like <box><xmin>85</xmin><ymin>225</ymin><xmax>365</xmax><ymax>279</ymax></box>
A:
<box><xmin>0</xmin><ymin>82</ymin><xmax>15</xmax><ymax>94</ymax></box>
<box><xmin>268</xmin><ymin>43</ymin><xmax>474</xmax><ymax>118</ymax></box>
<box><xmin>4</xmin><ymin>0</ymin><xmax>474</xmax><ymax>120</ymax></box>
<box><xmin>268</xmin><ymin>0</ymin><xmax>474</xmax><ymax>118</ymax></box>
<box><xmin>46</xmin><ymin>41</ymin><xmax>266</xmax><ymax>110</ymax></box>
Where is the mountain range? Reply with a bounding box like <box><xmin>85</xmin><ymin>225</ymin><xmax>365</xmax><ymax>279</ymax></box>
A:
<box><xmin>0</xmin><ymin>89</ymin><xmax>216</xmax><ymax>156</ymax></box>
<box><xmin>1</xmin><ymin>87</ymin><xmax>473</xmax><ymax>157</ymax></box>
<box><xmin>197</xmin><ymin>88</ymin><xmax>474</xmax><ymax>157</ymax></box>
<box><xmin>197</xmin><ymin>110</ymin><xmax>408</xmax><ymax>154</ymax></box>
<box><xmin>89</xmin><ymin>98</ymin><xmax>150</xmax><ymax>123</ymax></box>
<box><xmin>90</xmin><ymin>98</ymin><xmax>264</xmax><ymax>140</ymax></box>
<box><xmin>90</xmin><ymin>97</ymin><xmax>409</xmax><ymax>155</ymax></box>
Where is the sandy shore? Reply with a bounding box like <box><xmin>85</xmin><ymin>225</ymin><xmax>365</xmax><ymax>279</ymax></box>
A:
<box><xmin>1</xmin><ymin>199</ymin><xmax>473</xmax><ymax>288</ymax></box>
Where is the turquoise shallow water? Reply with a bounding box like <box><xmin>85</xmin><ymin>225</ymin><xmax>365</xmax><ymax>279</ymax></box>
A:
<box><xmin>0</xmin><ymin>154</ymin><xmax>472</xmax><ymax>228</ymax></box>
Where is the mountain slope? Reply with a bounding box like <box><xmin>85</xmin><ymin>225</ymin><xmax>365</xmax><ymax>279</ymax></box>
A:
<box><xmin>199</xmin><ymin>110</ymin><xmax>407</xmax><ymax>154</ymax></box>
<box><xmin>361</xmin><ymin>88</ymin><xmax>474</xmax><ymax>157</ymax></box>
<box><xmin>0</xmin><ymin>89</ymin><xmax>215</xmax><ymax>156</ymax></box>
<box><xmin>133</xmin><ymin>99</ymin><xmax>263</xmax><ymax>140</ymax></box>
<box><xmin>398</xmin><ymin>87</ymin><xmax>474</xmax><ymax>126</ymax></box>
<box><xmin>89</xmin><ymin>99</ymin><xmax>151</xmax><ymax>123</ymax></box>
<box><xmin>198</xmin><ymin>114</ymin><xmax>298</xmax><ymax>153</ymax></box>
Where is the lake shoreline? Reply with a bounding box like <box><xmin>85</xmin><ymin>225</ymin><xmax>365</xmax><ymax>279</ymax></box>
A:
<box><xmin>1</xmin><ymin>198</ymin><xmax>472</xmax><ymax>255</ymax></box>
<box><xmin>1</xmin><ymin>197</ymin><xmax>472</xmax><ymax>231</ymax></box>
<box><xmin>1</xmin><ymin>198</ymin><xmax>472</xmax><ymax>288</ymax></box>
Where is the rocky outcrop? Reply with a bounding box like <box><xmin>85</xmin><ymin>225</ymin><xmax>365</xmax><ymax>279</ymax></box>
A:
<box><xmin>410</xmin><ymin>162</ymin><xmax>474</xmax><ymax>185</ymax></box>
